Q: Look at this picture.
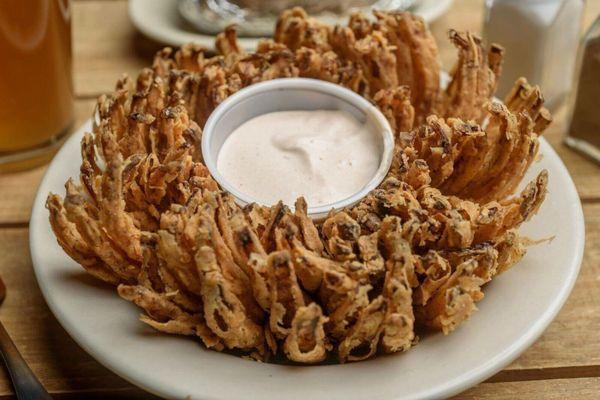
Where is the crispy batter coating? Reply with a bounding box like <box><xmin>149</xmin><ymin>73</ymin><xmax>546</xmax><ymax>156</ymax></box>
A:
<box><xmin>216</xmin><ymin>25</ymin><xmax>245</xmax><ymax>64</ymax></box>
<box><xmin>405</xmin><ymin>94</ymin><xmax>548</xmax><ymax>203</ymax></box>
<box><xmin>47</xmin><ymin>194</ymin><xmax>121</xmax><ymax>285</ymax></box>
<box><xmin>283</xmin><ymin>303</ymin><xmax>330</xmax><ymax>363</ymax></box>
<box><xmin>267</xmin><ymin>251</ymin><xmax>306</xmax><ymax>339</ymax></box>
<box><xmin>322</xmin><ymin>211</ymin><xmax>361</xmax><ymax>261</ymax></box>
<box><xmin>118</xmin><ymin>284</ymin><xmax>223</xmax><ymax>350</ymax></box>
<box><xmin>374</xmin><ymin>86</ymin><xmax>415</xmax><ymax>135</ymax></box>
<box><xmin>374</xmin><ymin>11</ymin><xmax>440</xmax><ymax>122</ymax></box>
<box><xmin>338</xmin><ymin>296</ymin><xmax>386</xmax><ymax>362</ymax></box>
<box><xmin>196</xmin><ymin>245</ymin><xmax>265</xmax><ymax>351</ymax></box>
<box><xmin>346</xmin><ymin>170</ymin><xmax>547</xmax><ymax>253</ymax></box>
<box><xmin>416</xmin><ymin>260</ymin><xmax>484</xmax><ymax>334</ymax></box>
<box><xmin>436</xmin><ymin>30</ymin><xmax>504</xmax><ymax>124</ymax></box>
<box><xmin>329</xmin><ymin>26</ymin><xmax>398</xmax><ymax>95</ymax></box>
<box><xmin>294</xmin><ymin>198</ymin><xmax>324</xmax><ymax>254</ymax></box>
<box><xmin>274</xmin><ymin>7</ymin><xmax>331</xmax><ymax>52</ymax></box>
<box><xmin>379</xmin><ymin>218</ymin><xmax>415</xmax><ymax>353</ymax></box>
<box><xmin>47</xmin><ymin>8</ymin><xmax>551</xmax><ymax>364</ymax></box>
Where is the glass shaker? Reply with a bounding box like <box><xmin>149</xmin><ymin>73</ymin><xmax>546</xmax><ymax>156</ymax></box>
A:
<box><xmin>483</xmin><ymin>0</ymin><xmax>584</xmax><ymax>110</ymax></box>
<box><xmin>565</xmin><ymin>16</ymin><xmax>600</xmax><ymax>164</ymax></box>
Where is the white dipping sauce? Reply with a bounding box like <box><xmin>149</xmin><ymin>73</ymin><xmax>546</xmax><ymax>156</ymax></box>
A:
<box><xmin>216</xmin><ymin>110</ymin><xmax>381</xmax><ymax>207</ymax></box>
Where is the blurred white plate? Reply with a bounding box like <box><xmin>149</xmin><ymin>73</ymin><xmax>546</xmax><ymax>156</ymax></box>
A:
<box><xmin>30</xmin><ymin>118</ymin><xmax>583</xmax><ymax>400</ymax></box>
<box><xmin>129</xmin><ymin>0</ymin><xmax>454</xmax><ymax>50</ymax></box>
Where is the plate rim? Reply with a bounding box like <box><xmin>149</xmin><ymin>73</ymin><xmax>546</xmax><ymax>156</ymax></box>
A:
<box><xmin>29</xmin><ymin>119</ymin><xmax>585</xmax><ymax>400</ymax></box>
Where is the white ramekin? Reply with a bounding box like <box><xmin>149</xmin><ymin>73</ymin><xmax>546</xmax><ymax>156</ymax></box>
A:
<box><xmin>201</xmin><ymin>78</ymin><xmax>394</xmax><ymax>219</ymax></box>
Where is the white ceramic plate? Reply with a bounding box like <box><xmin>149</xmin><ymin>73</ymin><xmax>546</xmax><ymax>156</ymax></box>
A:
<box><xmin>129</xmin><ymin>0</ymin><xmax>454</xmax><ymax>50</ymax></box>
<box><xmin>30</xmin><ymin>120</ymin><xmax>584</xmax><ymax>400</ymax></box>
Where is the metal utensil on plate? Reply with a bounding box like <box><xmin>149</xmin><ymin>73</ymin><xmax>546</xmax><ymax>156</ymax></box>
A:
<box><xmin>0</xmin><ymin>276</ymin><xmax>52</xmax><ymax>400</ymax></box>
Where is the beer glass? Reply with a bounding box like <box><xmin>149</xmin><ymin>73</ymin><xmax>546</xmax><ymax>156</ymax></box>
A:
<box><xmin>0</xmin><ymin>0</ymin><xmax>74</xmax><ymax>172</ymax></box>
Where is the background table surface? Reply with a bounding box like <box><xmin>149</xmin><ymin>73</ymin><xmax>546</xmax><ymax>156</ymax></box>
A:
<box><xmin>0</xmin><ymin>0</ymin><xmax>599</xmax><ymax>399</ymax></box>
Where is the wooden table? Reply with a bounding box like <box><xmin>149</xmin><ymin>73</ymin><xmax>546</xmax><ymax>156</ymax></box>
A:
<box><xmin>0</xmin><ymin>1</ymin><xmax>598</xmax><ymax>398</ymax></box>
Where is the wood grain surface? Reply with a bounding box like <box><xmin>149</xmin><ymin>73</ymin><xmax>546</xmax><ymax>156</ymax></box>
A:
<box><xmin>0</xmin><ymin>0</ymin><xmax>598</xmax><ymax>398</ymax></box>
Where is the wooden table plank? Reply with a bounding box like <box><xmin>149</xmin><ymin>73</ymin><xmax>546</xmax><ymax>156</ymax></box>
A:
<box><xmin>453</xmin><ymin>377</ymin><xmax>600</xmax><ymax>400</ymax></box>
<box><xmin>0</xmin><ymin>204</ymin><xmax>598</xmax><ymax>397</ymax></box>
<box><xmin>73</xmin><ymin>0</ymin><xmax>161</xmax><ymax>98</ymax></box>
